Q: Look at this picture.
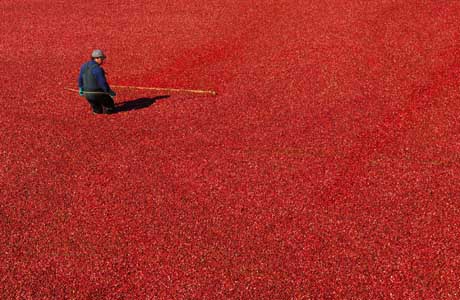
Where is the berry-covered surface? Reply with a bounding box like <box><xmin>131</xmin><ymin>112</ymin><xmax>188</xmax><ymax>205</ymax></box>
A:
<box><xmin>1</xmin><ymin>1</ymin><xmax>460</xmax><ymax>299</ymax></box>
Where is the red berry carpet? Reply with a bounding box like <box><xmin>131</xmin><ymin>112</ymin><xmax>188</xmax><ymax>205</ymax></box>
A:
<box><xmin>1</xmin><ymin>1</ymin><xmax>460</xmax><ymax>299</ymax></box>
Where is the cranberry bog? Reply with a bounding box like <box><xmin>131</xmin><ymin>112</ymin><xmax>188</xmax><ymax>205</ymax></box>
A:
<box><xmin>1</xmin><ymin>1</ymin><xmax>460</xmax><ymax>299</ymax></box>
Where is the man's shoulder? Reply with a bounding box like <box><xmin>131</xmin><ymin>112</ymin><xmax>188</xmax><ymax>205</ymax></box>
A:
<box><xmin>81</xmin><ymin>61</ymin><xmax>95</xmax><ymax>69</ymax></box>
<box><xmin>82</xmin><ymin>60</ymin><xmax>98</xmax><ymax>67</ymax></box>
<box><xmin>83</xmin><ymin>61</ymin><xmax>103</xmax><ymax>74</ymax></box>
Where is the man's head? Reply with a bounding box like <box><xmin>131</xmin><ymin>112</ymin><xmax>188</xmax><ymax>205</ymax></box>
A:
<box><xmin>91</xmin><ymin>49</ymin><xmax>106</xmax><ymax>65</ymax></box>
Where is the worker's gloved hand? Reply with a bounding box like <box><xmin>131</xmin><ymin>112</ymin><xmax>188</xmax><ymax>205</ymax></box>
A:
<box><xmin>78</xmin><ymin>88</ymin><xmax>84</xmax><ymax>96</ymax></box>
<box><xmin>108</xmin><ymin>90</ymin><xmax>116</xmax><ymax>97</ymax></box>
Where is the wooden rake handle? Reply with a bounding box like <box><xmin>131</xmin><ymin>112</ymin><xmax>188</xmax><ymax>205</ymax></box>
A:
<box><xmin>110</xmin><ymin>85</ymin><xmax>218</xmax><ymax>96</ymax></box>
<box><xmin>64</xmin><ymin>87</ymin><xmax>109</xmax><ymax>95</ymax></box>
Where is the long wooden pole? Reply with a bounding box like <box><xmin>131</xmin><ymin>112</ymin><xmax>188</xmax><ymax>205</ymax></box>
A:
<box><xmin>64</xmin><ymin>87</ymin><xmax>109</xmax><ymax>94</ymax></box>
<box><xmin>110</xmin><ymin>85</ymin><xmax>217</xmax><ymax>96</ymax></box>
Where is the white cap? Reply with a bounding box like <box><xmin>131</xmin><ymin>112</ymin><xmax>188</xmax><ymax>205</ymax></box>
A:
<box><xmin>91</xmin><ymin>49</ymin><xmax>106</xmax><ymax>58</ymax></box>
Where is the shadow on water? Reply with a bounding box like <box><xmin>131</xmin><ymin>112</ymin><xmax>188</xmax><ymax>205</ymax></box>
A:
<box><xmin>114</xmin><ymin>95</ymin><xmax>170</xmax><ymax>113</ymax></box>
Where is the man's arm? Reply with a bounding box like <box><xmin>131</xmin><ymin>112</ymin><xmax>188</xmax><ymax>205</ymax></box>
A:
<box><xmin>78</xmin><ymin>64</ymin><xmax>85</xmax><ymax>88</ymax></box>
<box><xmin>77</xmin><ymin>64</ymin><xmax>86</xmax><ymax>96</ymax></box>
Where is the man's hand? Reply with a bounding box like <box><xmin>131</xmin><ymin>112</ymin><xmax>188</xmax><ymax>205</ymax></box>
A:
<box><xmin>78</xmin><ymin>88</ymin><xmax>84</xmax><ymax>96</ymax></box>
<box><xmin>109</xmin><ymin>90</ymin><xmax>116</xmax><ymax>97</ymax></box>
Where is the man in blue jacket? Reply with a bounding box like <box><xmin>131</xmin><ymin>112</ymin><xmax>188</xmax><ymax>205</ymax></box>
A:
<box><xmin>78</xmin><ymin>49</ymin><xmax>116</xmax><ymax>114</ymax></box>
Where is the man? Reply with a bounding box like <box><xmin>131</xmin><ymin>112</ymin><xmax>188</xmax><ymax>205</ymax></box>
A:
<box><xmin>78</xmin><ymin>49</ymin><xmax>116</xmax><ymax>114</ymax></box>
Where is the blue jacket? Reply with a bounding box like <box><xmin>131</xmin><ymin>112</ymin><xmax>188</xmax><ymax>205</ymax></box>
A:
<box><xmin>78</xmin><ymin>60</ymin><xmax>111</xmax><ymax>92</ymax></box>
